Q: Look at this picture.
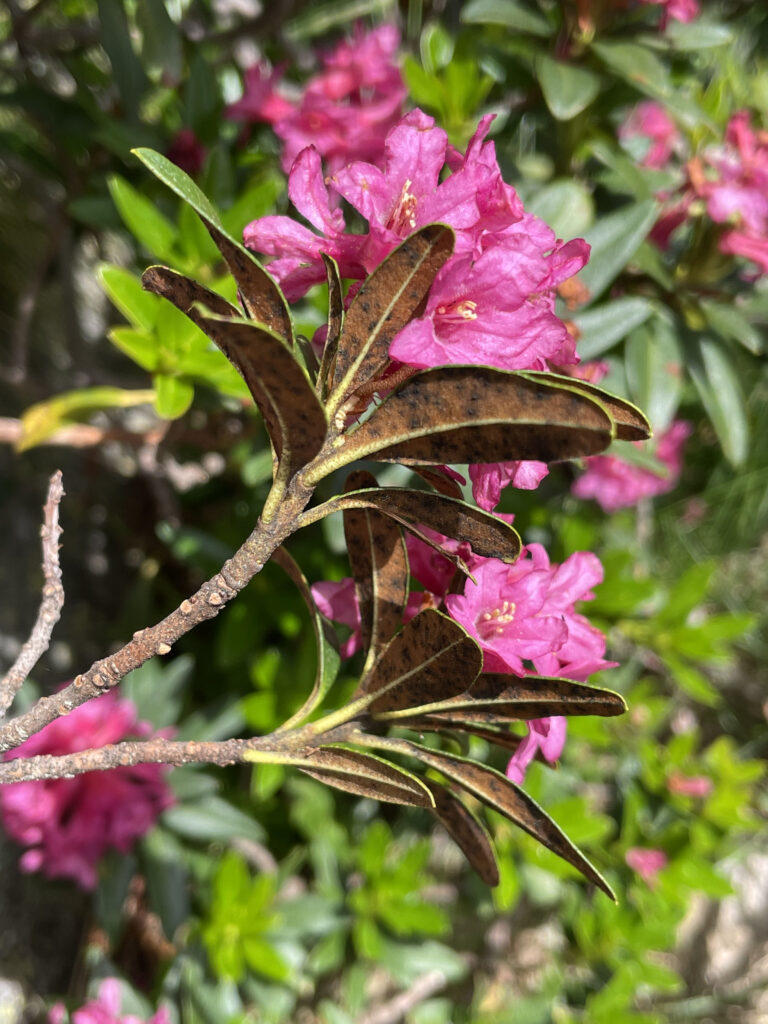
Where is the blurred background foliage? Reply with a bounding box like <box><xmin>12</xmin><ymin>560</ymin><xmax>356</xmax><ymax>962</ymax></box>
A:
<box><xmin>1</xmin><ymin>0</ymin><xmax>768</xmax><ymax>1021</ymax></box>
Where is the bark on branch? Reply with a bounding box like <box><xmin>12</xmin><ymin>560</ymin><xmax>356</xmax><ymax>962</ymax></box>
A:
<box><xmin>0</xmin><ymin>470</ymin><xmax>65</xmax><ymax>718</ymax></box>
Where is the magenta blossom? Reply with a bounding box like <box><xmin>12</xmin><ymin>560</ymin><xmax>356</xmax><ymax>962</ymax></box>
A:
<box><xmin>625</xmin><ymin>847</ymin><xmax>668</xmax><ymax>885</ymax></box>
<box><xmin>1</xmin><ymin>692</ymin><xmax>173</xmax><ymax>890</ymax></box>
<box><xmin>637</xmin><ymin>0</ymin><xmax>700</xmax><ymax>28</ymax></box>
<box><xmin>572</xmin><ymin>420</ymin><xmax>691</xmax><ymax>513</ymax></box>
<box><xmin>506</xmin><ymin>716</ymin><xmax>567</xmax><ymax>785</ymax></box>
<box><xmin>49</xmin><ymin>979</ymin><xmax>171</xmax><ymax>1024</ymax></box>
<box><xmin>469</xmin><ymin>461</ymin><xmax>549</xmax><ymax>513</ymax></box>
<box><xmin>227</xmin><ymin>25</ymin><xmax>405</xmax><ymax>173</ymax></box>
<box><xmin>620</xmin><ymin>101</ymin><xmax>681</xmax><ymax>170</ymax></box>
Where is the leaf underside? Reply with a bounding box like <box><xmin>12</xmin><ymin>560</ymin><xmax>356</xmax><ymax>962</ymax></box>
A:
<box><xmin>301</xmin><ymin>747</ymin><xmax>433</xmax><ymax>808</ymax></box>
<box><xmin>424</xmin><ymin>779</ymin><xmax>500</xmax><ymax>886</ymax></box>
<box><xmin>318</xmin><ymin>252</ymin><xmax>344</xmax><ymax>398</ymax></box>
<box><xmin>523</xmin><ymin>371</ymin><xmax>651</xmax><ymax>441</ymax></box>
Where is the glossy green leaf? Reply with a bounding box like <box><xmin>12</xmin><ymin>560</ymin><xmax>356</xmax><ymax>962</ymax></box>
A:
<box><xmin>97</xmin><ymin>0</ymin><xmax>148</xmax><ymax>118</ymax></box>
<box><xmin>685</xmin><ymin>333</ymin><xmax>748</xmax><ymax>466</ymax></box>
<box><xmin>99</xmin><ymin>264</ymin><xmax>159</xmax><ymax>332</ymax></box>
<box><xmin>307</xmin><ymin>367</ymin><xmax>614</xmax><ymax>482</ymax></box>
<box><xmin>154</xmin><ymin>374</ymin><xmax>194</xmax><ymax>418</ymax></box>
<box><xmin>18</xmin><ymin>386</ymin><xmax>155</xmax><ymax>450</ymax></box>
<box><xmin>136</xmin><ymin>0</ymin><xmax>182</xmax><ymax>80</ymax></box>
<box><xmin>700</xmin><ymin>299</ymin><xmax>763</xmax><ymax>356</ymax></box>
<box><xmin>108</xmin><ymin>175</ymin><xmax>178</xmax><ymax>260</ymax></box>
<box><xmin>163</xmin><ymin>795</ymin><xmax>265</xmax><ymax>843</ymax></box>
<box><xmin>108</xmin><ymin>327</ymin><xmax>158</xmax><ymax>372</ymax></box>
<box><xmin>527</xmin><ymin>180</ymin><xmax>595</xmax><ymax>239</ymax></box>
<box><xmin>573</xmin><ymin>297</ymin><xmax>655</xmax><ymax>359</ymax></box>
<box><xmin>578</xmin><ymin>201</ymin><xmax>658</xmax><ymax>303</ymax></box>
<box><xmin>461</xmin><ymin>0</ymin><xmax>552</xmax><ymax>35</ymax></box>
<box><xmin>625</xmin><ymin>317</ymin><xmax>684</xmax><ymax>431</ymax></box>
<box><xmin>662</xmin><ymin>19</ymin><xmax>733</xmax><ymax>49</ymax></box>
<box><xmin>271</xmin><ymin>546</ymin><xmax>341</xmax><ymax>729</ymax></box>
<box><xmin>328</xmin><ymin>224</ymin><xmax>455</xmax><ymax>413</ymax></box>
<box><xmin>535</xmin><ymin>55</ymin><xmax>601</xmax><ymax>120</ymax></box>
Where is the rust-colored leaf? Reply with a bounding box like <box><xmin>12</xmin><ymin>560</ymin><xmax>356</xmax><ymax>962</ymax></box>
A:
<box><xmin>425</xmin><ymin>780</ymin><xmax>499</xmax><ymax>886</ymax></box>
<box><xmin>301</xmin><ymin>487</ymin><xmax>521</xmax><ymax>569</ymax></box>
<box><xmin>359</xmin><ymin>608</ymin><xmax>482</xmax><ymax>711</ymax></box>
<box><xmin>328</xmin><ymin>225</ymin><xmax>455</xmax><ymax>412</ymax></box>
<box><xmin>411</xmin><ymin>467</ymin><xmax>464</xmax><ymax>499</ymax></box>
<box><xmin>197</xmin><ymin>314</ymin><xmax>327</xmax><ymax>476</ymax></box>
<box><xmin>142</xmin><ymin>265</ymin><xmax>240</xmax><ymax>321</ymax></box>
<box><xmin>207</xmin><ymin>223</ymin><xmax>294</xmax><ymax>344</ymax></box>
<box><xmin>306</xmin><ymin>367</ymin><xmax>614</xmax><ymax>483</ymax></box>
<box><xmin>343</xmin><ymin>470</ymin><xmax>409</xmax><ymax>672</ymax></box>
<box><xmin>367</xmin><ymin>739</ymin><xmax>613</xmax><ymax>897</ymax></box>
<box><xmin>401</xmin><ymin>718</ymin><xmax>524</xmax><ymax>752</ymax></box>
<box><xmin>376</xmin><ymin>675</ymin><xmax>627</xmax><ymax>722</ymax></box>
<box><xmin>522</xmin><ymin>371</ymin><xmax>651</xmax><ymax>441</ymax></box>
<box><xmin>300</xmin><ymin>747</ymin><xmax>433</xmax><ymax>808</ymax></box>
<box><xmin>317</xmin><ymin>253</ymin><xmax>344</xmax><ymax>400</ymax></box>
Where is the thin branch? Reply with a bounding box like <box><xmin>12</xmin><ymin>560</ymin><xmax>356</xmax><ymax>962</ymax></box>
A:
<box><xmin>0</xmin><ymin>471</ymin><xmax>65</xmax><ymax>718</ymax></box>
<box><xmin>0</xmin><ymin>474</ymin><xmax>314</xmax><ymax>755</ymax></box>
<box><xmin>358</xmin><ymin>970</ymin><xmax>451</xmax><ymax>1024</ymax></box>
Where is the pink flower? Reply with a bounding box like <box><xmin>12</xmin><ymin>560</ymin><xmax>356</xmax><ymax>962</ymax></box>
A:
<box><xmin>312</xmin><ymin>576</ymin><xmax>364</xmax><ymax>658</ymax></box>
<box><xmin>1</xmin><ymin>692</ymin><xmax>173</xmax><ymax>890</ymax></box>
<box><xmin>228</xmin><ymin>25</ymin><xmax>406</xmax><ymax>174</ymax></box>
<box><xmin>49</xmin><ymin>978</ymin><xmax>171</xmax><ymax>1024</ymax></box>
<box><xmin>572</xmin><ymin>420</ymin><xmax>691</xmax><ymax>513</ymax></box>
<box><xmin>667</xmin><ymin>773</ymin><xmax>713</xmax><ymax>798</ymax></box>
<box><xmin>506</xmin><ymin>716</ymin><xmax>567</xmax><ymax>785</ymax></box>
<box><xmin>468</xmin><ymin>461</ymin><xmax>549</xmax><ymax>513</ymax></box>
<box><xmin>637</xmin><ymin>0</ymin><xmax>700</xmax><ymax>28</ymax></box>
<box><xmin>620</xmin><ymin>101</ymin><xmax>681</xmax><ymax>169</ymax></box>
<box><xmin>625</xmin><ymin>847</ymin><xmax>668</xmax><ymax>884</ymax></box>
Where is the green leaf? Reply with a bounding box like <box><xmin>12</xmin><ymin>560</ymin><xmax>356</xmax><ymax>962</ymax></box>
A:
<box><xmin>18</xmin><ymin>387</ymin><xmax>155</xmax><ymax>450</ymax></box>
<box><xmin>154</xmin><ymin>375</ymin><xmax>194</xmax><ymax>418</ymax></box>
<box><xmin>573</xmin><ymin>297</ymin><xmax>655</xmax><ymax>359</ymax></box>
<box><xmin>625</xmin><ymin>316</ymin><xmax>683</xmax><ymax>430</ymax></box>
<box><xmin>142</xmin><ymin>827</ymin><xmax>190</xmax><ymax>938</ymax></box>
<box><xmin>271</xmin><ymin>547</ymin><xmax>341</xmax><ymax>728</ymax></box>
<box><xmin>578</xmin><ymin>200</ymin><xmax>659</xmax><ymax>303</ymax></box>
<box><xmin>99</xmin><ymin>264</ymin><xmax>159</xmax><ymax>331</ymax></box>
<box><xmin>535</xmin><ymin>55</ymin><xmax>601</xmax><ymax>120</ymax></box>
<box><xmin>684</xmin><ymin>333</ymin><xmax>748</xmax><ymax>465</ymax></box>
<box><xmin>108</xmin><ymin>327</ymin><xmax>159</xmax><ymax>371</ymax></box>
<box><xmin>328</xmin><ymin>224</ymin><xmax>455</xmax><ymax>414</ymax></box>
<box><xmin>108</xmin><ymin>175</ymin><xmax>178</xmax><ymax>260</ymax></box>
<box><xmin>97</xmin><ymin>0</ymin><xmax>148</xmax><ymax>118</ymax></box>
<box><xmin>527</xmin><ymin>180</ymin><xmax>595</xmax><ymax>239</ymax></box>
<box><xmin>700</xmin><ymin>299</ymin><xmax>763</xmax><ymax>356</ymax></box>
<box><xmin>662</xmin><ymin>653</ymin><xmax>720</xmax><ymax>706</ymax></box>
<box><xmin>662</xmin><ymin>19</ymin><xmax>733</xmax><ymax>50</ymax></box>
<box><xmin>136</xmin><ymin>0</ymin><xmax>182</xmax><ymax>81</ymax></box>
<box><xmin>460</xmin><ymin>0</ymin><xmax>552</xmax><ymax>35</ymax></box>
<box><xmin>306</xmin><ymin>367</ymin><xmax>615</xmax><ymax>482</ymax></box>
<box><xmin>421</xmin><ymin>21</ymin><xmax>455</xmax><ymax>72</ymax></box>
<box><xmin>163</xmin><ymin>795</ymin><xmax>266</xmax><ymax>843</ymax></box>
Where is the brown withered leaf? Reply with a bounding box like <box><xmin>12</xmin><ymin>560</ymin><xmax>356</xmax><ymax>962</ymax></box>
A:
<box><xmin>308</xmin><ymin>487</ymin><xmax>521</xmax><ymax>568</ymax></box>
<box><xmin>376</xmin><ymin>675</ymin><xmax>626</xmax><ymax>722</ymax></box>
<box><xmin>206</xmin><ymin>223</ymin><xmax>294</xmax><ymax>344</ymax></box>
<box><xmin>402</xmin><ymin>718</ymin><xmax>524</xmax><ymax>753</ymax></box>
<box><xmin>306</xmin><ymin>368</ymin><xmax>615</xmax><ymax>482</ymax></box>
<box><xmin>360</xmin><ymin>608</ymin><xmax>482</xmax><ymax>711</ymax></box>
<box><xmin>343</xmin><ymin>470</ymin><xmax>409</xmax><ymax>672</ymax></box>
<box><xmin>197</xmin><ymin>314</ymin><xmax>327</xmax><ymax>476</ymax></box>
<box><xmin>142</xmin><ymin>265</ymin><xmax>240</xmax><ymax>321</ymax></box>
<box><xmin>300</xmin><ymin>747</ymin><xmax>433</xmax><ymax>808</ymax></box>
<box><xmin>317</xmin><ymin>253</ymin><xmax>344</xmax><ymax>400</ymax></box>
<box><xmin>328</xmin><ymin>225</ymin><xmax>455</xmax><ymax>411</ymax></box>
<box><xmin>410</xmin><ymin>467</ymin><xmax>464</xmax><ymax>499</ymax></box>
<box><xmin>371</xmin><ymin>739</ymin><xmax>613</xmax><ymax>897</ymax></box>
<box><xmin>424</xmin><ymin>780</ymin><xmax>499</xmax><ymax>886</ymax></box>
<box><xmin>522</xmin><ymin>371</ymin><xmax>651</xmax><ymax>441</ymax></box>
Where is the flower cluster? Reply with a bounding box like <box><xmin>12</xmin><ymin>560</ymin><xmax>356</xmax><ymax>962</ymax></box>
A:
<box><xmin>49</xmin><ymin>979</ymin><xmax>170</xmax><ymax>1024</ymax></box>
<box><xmin>0</xmin><ymin>691</ymin><xmax>173</xmax><ymax>889</ymax></box>
<box><xmin>313</xmin><ymin>530</ymin><xmax>614</xmax><ymax>784</ymax></box>
<box><xmin>227</xmin><ymin>24</ymin><xmax>406</xmax><ymax>173</ymax></box>
<box><xmin>572</xmin><ymin>420</ymin><xmax>691</xmax><ymax>513</ymax></box>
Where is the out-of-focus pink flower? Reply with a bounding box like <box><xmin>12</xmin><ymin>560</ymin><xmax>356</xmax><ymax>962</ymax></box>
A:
<box><xmin>506</xmin><ymin>716</ymin><xmax>567</xmax><ymax>784</ymax></box>
<box><xmin>166</xmin><ymin>129</ymin><xmax>207</xmax><ymax>177</ymax></box>
<box><xmin>625</xmin><ymin>847</ymin><xmax>668</xmax><ymax>884</ymax></box>
<box><xmin>49</xmin><ymin>978</ymin><xmax>171</xmax><ymax>1024</ymax></box>
<box><xmin>468</xmin><ymin>461</ymin><xmax>549</xmax><ymax>512</ymax></box>
<box><xmin>620</xmin><ymin>101</ymin><xmax>681</xmax><ymax>169</ymax></box>
<box><xmin>312</xmin><ymin>576</ymin><xmax>364</xmax><ymax>658</ymax></box>
<box><xmin>637</xmin><ymin>0</ymin><xmax>700</xmax><ymax>28</ymax></box>
<box><xmin>668</xmin><ymin>773</ymin><xmax>713</xmax><ymax>798</ymax></box>
<box><xmin>227</xmin><ymin>25</ymin><xmax>406</xmax><ymax>174</ymax></box>
<box><xmin>572</xmin><ymin>420</ymin><xmax>691</xmax><ymax>513</ymax></box>
<box><xmin>1</xmin><ymin>692</ymin><xmax>173</xmax><ymax>890</ymax></box>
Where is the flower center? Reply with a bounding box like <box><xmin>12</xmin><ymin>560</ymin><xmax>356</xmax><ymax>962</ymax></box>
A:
<box><xmin>435</xmin><ymin>299</ymin><xmax>477</xmax><ymax>324</ymax></box>
<box><xmin>477</xmin><ymin>601</ymin><xmax>516</xmax><ymax>638</ymax></box>
<box><xmin>389</xmin><ymin>179</ymin><xmax>418</xmax><ymax>233</ymax></box>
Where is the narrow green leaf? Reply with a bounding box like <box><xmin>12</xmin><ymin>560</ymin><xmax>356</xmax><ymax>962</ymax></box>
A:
<box><xmin>578</xmin><ymin>201</ymin><xmax>659</xmax><ymax>303</ymax></box>
<box><xmin>328</xmin><ymin>224</ymin><xmax>455</xmax><ymax>412</ymax></box>
<box><xmin>18</xmin><ymin>387</ymin><xmax>155</xmax><ymax>450</ymax></box>
<box><xmin>625</xmin><ymin>317</ymin><xmax>683</xmax><ymax>430</ymax></box>
<box><xmin>300</xmin><ymin>486</ymin><xmax>521</xmax><ymax>566</ymax></box>
<box><xmin>342</xmin><ymin>470</ymin><xmax>409</xmax><ymax>671</ymax></box>
<box><xmin>573</xmin><ymin>297</ymin><xmax>655</xmax><ymax>359</ymax></box>
<box><xmin>527</xmin><ymin>180</ymin><xmax>595</xmax><ymax>239</ymax></box>
<box><xmin>154</xmin><ymin>375</ymin><xmax>194</xmax><ymax>418</ymax></box>
<box><xmin>425</xmin><ymin>781</ymin><xmax>499</xmax><ymax>886</ymax></box>
<box><xmin>307</xmin><ymin>367</ymin><xmax>614</xmax><ymax>482</ymax></box>
<box><xmin>98</xmin><ymin>0</ymin><xmax>148</xmax><ymax>118</ymax></box>
<box><xmin>685</xmin><ymin>333</ymin><xmax>748</xmax><ymax>465</ymax></box>
<box><xmin>700</xmin><ymin>299</ymin><xmax>763</xmax><ymax>356</ymax></box>
<box><xmin>461</xmin><ymin>0</ymin><xmax>552</xmax><ymax>35</ymax></box>
<box><xmin>271</xmin><ymin>546</ymin><xmax>341</xmax><ymax>728</ymax></box>
<box><xmin>99</xmin><ymin>264</ymin><xmax>159</xmax><ymax>332</ymax></box>
<box><xmin>359</xmin><ymin>608</ymin><xmax>482</xmax><ymax>711</ymax></box>
<box><xmin>132</xmin><ymin>147</ymin><xmax>293</xmax><ymax>343</ymax></box>
<box><xmin>535</xmin><ymin>55</ymin><xmax>601</xmax><ymax>120</ymax></box>
<box><xmin>521</xmin><ymin>371</ymin><xmax>651</xmax><ymax>441</ymax></box>
<box><xmin>136</xmin><ymin>0</ymin><xmax>182</xmax><ymax>81</ymax></box>
<box><xmin>108</xmin><ymin>175</ymin><xmax>178</xmax><ymax>260</ymax></box>
<box><xmin>108</xmin><ymin>327</ymin><xmax>158</xmax><ymax>371</ymax></box>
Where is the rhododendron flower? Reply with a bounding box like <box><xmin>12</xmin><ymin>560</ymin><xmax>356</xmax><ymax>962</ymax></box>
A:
<box><xmin>49</xmin><ymin>978</ymin><xmax>171</xmax><ymax>1024</ymax></box>
<box><xmin>620</xmin><ymin>101</ymin><xmax>681</xmax><ymax>169</ymax></box>
<box><xmin>227</xmin><ymin>25</ymin><xmax>406</xmax><ymax>173</ymax></box>
<box><xmin>625</xmin><ymin>847</ymin><xmax>668</xmax><ymax>884</ymax></box>
<box><xmin>506</xmin><ymin>716</ymin><xmax>567</xmax><ymax>785</ymax></box>
<box><xmin>468</xmin><ymin>460</ymin><xmax>549</xmax><ymax>513</ymax></box>
<box><xmin>667</xmin><ymin>773</ymin><xmax>713</xmax><ymax>798</ymax></box>
<box><xmin>638</xmin><ymin>0</ymin><xmax>700</xmax><ymax>28</ymax></box>
<box><xmin>572</xmin><ymin>420</ymin><xmax>691</xmax><ymax>512</ymax></box>
<box><xmin>0</xmin><ymin>692</ymin><xmax>173</xmax><ymax>889</ymax></box>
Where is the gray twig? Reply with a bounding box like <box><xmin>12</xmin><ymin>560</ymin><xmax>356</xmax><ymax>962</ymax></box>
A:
<box><xmin>0</xmin><ymin>471</ymin><xmax>65</xmax><ymax>717</ymax></box>
<box><xmin>358</xmin><ymin>970</ymin><xmax>450</xmax><ymax>1024</ymax></box>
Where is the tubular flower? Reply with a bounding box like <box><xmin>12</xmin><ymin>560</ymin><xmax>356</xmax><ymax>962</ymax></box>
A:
<box><xmin>49</xmin><ymin>979</ymin><xmax>171</xmax><ymax>1024</ymax></box>
<box><xmin>0</xmin><ymin>691</ymin><xmax>173</xmax><ymax>890</ymax></box>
